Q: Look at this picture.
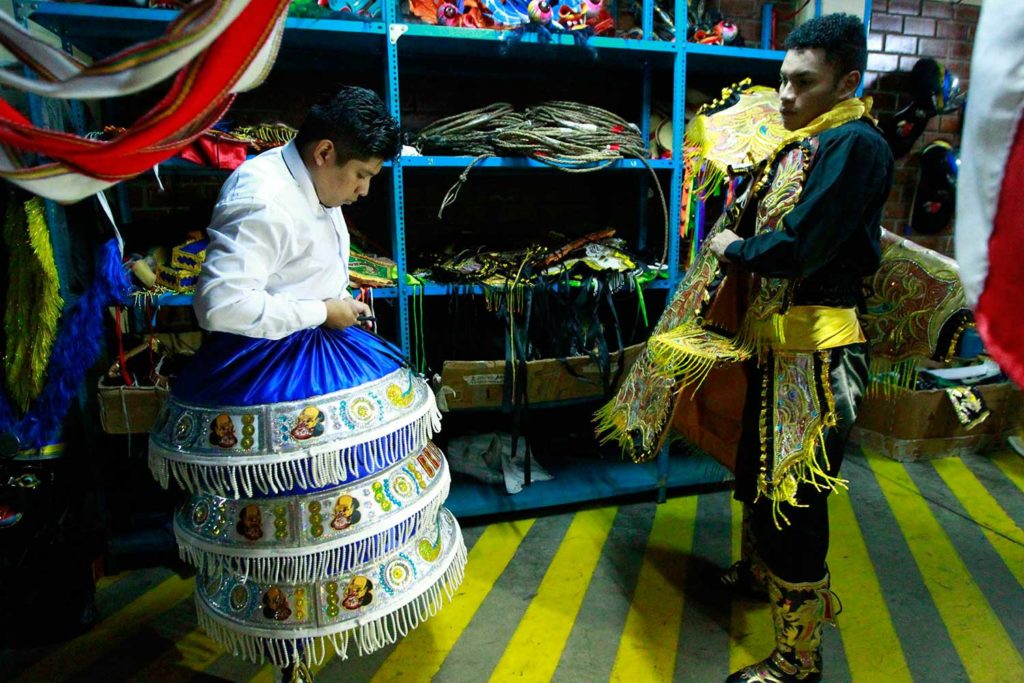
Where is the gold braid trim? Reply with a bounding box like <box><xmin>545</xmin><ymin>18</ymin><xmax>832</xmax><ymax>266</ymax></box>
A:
<box><xmin>944</xmin><ymin>319</ymin><xmax>974</xmax><ymax>364</ymax></box>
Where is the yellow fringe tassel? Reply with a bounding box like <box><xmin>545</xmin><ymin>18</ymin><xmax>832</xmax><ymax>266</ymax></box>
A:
<box><xmin>867</xmin><ymin>357</ymin><xmax>919</xmax><ymax>398</ymax></box>
<box><xmin>648</xmin><ymin>322</ymin><xmax>752</xmax><ymax>394</ymax></box>
<box><xmin>762</xmin><ymin>426</ymin><xmax>849</xmax><ymax>529</ymax></box>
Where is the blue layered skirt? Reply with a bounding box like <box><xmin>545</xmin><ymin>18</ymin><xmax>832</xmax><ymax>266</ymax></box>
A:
<box><xmin>148</xmin><ymin>326</ymin><xmax>465</xmax><ymax>668</ymax></box>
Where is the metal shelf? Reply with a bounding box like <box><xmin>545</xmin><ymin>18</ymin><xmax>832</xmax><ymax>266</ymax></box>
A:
<box><xmin>400</xmin><ymin>156</ymin><xmax>673</xmax><ymax>170</ymax></box>
<box><xmin>130</xmin><ymin>287</ymin><xmax>397</xmax><ymax>307</ymax></box>
<box><xmin>24</xmin><ymin>3</ymin><xmax>785</xmax><ymax>68</ymax></box>
<box><xmin>155</xmin><ymin>158</ymin><xmax>237</xmax><ymax>176</ymax></box>
<box><xmin>25</xmin><ymin>3</ymin><xmax>386</xmax><ymax>59</ymax></box>
<box><xmin>155</xmin><ymin>155</ymin><xmax>671</xmax><ymax>174</ymax></box>
<box><xmin>445</xmin><ymin>451</ymin><xmax>731</xmax><ymax>519</ymax></box>
<box><xmin>410</xmin><ymin>278</ymin><xmax>669</xmax><ymax>297</ymax></box>
<box><xmin>22</xmin><ymin>0</ymin><xmax>812</xmax><ymax>514</ymax></box>
<box><xmin>686</xmin><ymin>42</ymin><xmax>786</xmax><ymax>80</ymax></box>
<box><xmin>129</xmin><ymin>279</ymin><xmax>666</xmax><ymax>307</ymax></box>
<box><xmin>394</xmin><ymin>23</ymin><xmax>676</xmax><ymax>65</ymax></box>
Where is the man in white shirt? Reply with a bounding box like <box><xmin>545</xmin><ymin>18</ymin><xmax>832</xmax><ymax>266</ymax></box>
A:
<box><xmin>195</xmin><ymin>86</ymin><xmax>401</xmax><ymax>340</ymax></box>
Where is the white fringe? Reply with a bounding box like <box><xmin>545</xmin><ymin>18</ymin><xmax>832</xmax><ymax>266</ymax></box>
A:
<box><xmin>176</xmin><ymin>484</ymin><xmax>449</xmax><ymax>584</ymax></box>
<box><xmin>149</xmin><ymin>406</ymin><xmax>441</xmax><ymax>499</ymax></box>
<box><xmin>194</xmin><ymin>539</ymin><xmax>468</xmax><ymax>669</ymax></box>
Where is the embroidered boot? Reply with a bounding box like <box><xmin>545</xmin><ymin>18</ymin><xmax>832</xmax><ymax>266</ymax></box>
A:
<box><xmin>725</xmin><ymin>572</ymin><xmax>840</xmax><ymax>683</ymax></box>
<box><xmin>718</xmin><ymin>504</ymin><xmax>769</xmax><ymax>600</ymax></box>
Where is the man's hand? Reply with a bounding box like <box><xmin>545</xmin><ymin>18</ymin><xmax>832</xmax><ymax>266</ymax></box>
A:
<box><xmin>324</xmin><ymin>298</ymin><xmax>372</xmax><ymax>330</ymax></box>
<box><xmin>708</xmin><ymin>229</ymin><xmax>742</xmax><ymax>263</ymax></box>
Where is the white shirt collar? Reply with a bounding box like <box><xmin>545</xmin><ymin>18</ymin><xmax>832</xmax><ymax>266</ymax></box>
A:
<box><xmin>282</xmin><ymin>141</ymin><xmax>322</xmax><ymax>212</ymax></box>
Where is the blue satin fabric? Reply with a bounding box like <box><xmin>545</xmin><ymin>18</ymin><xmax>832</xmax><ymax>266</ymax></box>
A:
<box><xmin>173</xmin><ymin>327</ymin><xmax>405</xmax><ymax>408</ymax></box>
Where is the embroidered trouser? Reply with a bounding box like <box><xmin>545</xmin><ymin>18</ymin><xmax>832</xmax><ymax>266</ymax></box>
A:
<box><xmin>733</xmin><ymin>342</ymin><xmax>869</xmax><ymax>583</ymax></box>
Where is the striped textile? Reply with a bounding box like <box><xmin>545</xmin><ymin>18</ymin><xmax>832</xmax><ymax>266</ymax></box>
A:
<box><xmin>0</xmin><ymin>0</ymin><xmax>289</xmax><ymax>202</ymax></box>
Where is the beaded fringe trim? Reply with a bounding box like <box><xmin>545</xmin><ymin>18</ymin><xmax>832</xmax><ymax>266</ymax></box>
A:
<box><xmin>150</xmin><ymin>407</ymin><xmax>442</xmax><ymax>499</ymax></box>
<box><xmin>176</xmin><ymin>479</ymin><xmax>450</xmax><ymax>584</ymax></box>
<box><xmin>194</xmin><ymin>538</ymin><xmax>468</xmax><ymax>668</ymax></box>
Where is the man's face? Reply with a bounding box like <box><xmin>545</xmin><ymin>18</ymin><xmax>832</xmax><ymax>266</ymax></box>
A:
<box><xmin>778</xmin><ymin>48</ymin><xmax>858</xmax><ymax>131</ymax></box>
<box><xmin>298</xmin><ymin>407</ymin><xmax>319</xmax><ymax>429</ymax></box>
<box><xmin>335</xmin><ymin>495</ymin><xmax>354</xmax><ymax>518</ymax></box>
<box><xmin>215</xmin><ymin>415</ymin><xmax>234</xmax><ymax>438</ymax></box>
<box><xmin>309</xmin><ymin>142</ymin><xmax>384</xmax><ymax>208</ymax></box>
<box><xmin>347</xmin><ymin>576</ymin><xmax>368</xmax><ymax>599</ymax></box>
<box><xmin>242</xmin><ymin>505</ymin><xmax>260</xmax><ymax>526</ymax></box>
<box><xmin>267</xmin><ymin>588</ymin><xmax>283</xmax><ymax>607</ymax></box>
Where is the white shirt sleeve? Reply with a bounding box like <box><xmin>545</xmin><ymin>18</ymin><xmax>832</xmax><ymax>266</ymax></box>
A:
<box><xmin>336</xmin><ymin>209</ymin><xmax>353</xmax><ymax>301</ymax></box>
<box><xmin>194</xmin><ymin>198</ymin><xmax>328</xmax><ymax>340</ymax></box>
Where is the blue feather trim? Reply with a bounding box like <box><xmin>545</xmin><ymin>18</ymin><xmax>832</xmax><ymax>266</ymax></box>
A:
<box><xmin>0</xmin><ymin>239</ymin><xmax>131</xmax><ymax>450</ymax></box>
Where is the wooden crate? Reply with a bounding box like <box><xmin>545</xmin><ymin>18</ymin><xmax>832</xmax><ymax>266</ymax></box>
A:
<box><xmin>439</xmin><ymin>343</ymin><xmax>643</xmax><ymax>411</ymax></box>
<box><xmin>851</xmin><ymin>381</ymin><xmax>1022</xmax><ymax>461</ymax></box>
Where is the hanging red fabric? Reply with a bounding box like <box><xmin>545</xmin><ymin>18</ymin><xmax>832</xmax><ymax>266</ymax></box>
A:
<box><xmin>976</xmin><ymin>115</ymin><xmax>1024</xmax><ymax>387</ymax></box>
<box><xmin>0</xmin><ymin>0</ymin><xmax>289</xmax><ymax>183</ymax></box>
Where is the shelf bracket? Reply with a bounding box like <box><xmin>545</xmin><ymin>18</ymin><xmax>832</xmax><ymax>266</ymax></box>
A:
<box><xmin>14</xmin><ymin>1</ymin><xmax>38</xmax><ymax>25</ymax></box>
<box><xmin>389</xmin><ymin>23</ymin><xmax>408</xmax><ymax>45</ymax></box>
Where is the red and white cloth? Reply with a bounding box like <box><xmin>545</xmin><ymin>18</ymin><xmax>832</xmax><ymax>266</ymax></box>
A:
<box><xmin>0</xmin><ymin>0</ymin><xmax>289</xmax><ymax>202</ymax></box>
<box><xmin>955</xmin><ymin>0</ymin><xmax>1024</xmax><ymax>387</ymax></box>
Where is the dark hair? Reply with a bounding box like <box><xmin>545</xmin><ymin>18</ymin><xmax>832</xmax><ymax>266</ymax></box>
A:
<box><xmin>295</xmin><ymin>86</ymin><xmax>402</xmax><ymax>163</ymax></box>
<box><xmin>784</xmin><ymin>13</ymin><xmax>868</xmax><ymax>78</ymax></box>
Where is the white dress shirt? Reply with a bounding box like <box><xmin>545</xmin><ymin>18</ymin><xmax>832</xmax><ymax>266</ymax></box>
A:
<box><xmin>194</xmin><ymin>141</ymin><xmax>352</xmax><ymax>340</ymax></box>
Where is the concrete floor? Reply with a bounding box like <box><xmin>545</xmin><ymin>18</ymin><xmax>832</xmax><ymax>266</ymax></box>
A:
<box><xmin>3</xmin><ymin>445</ymin><xmax>1023</xmax><ymax>682</ymax></box>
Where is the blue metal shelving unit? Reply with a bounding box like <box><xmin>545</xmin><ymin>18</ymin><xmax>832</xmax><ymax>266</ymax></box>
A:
<box><xmin>132</xmin><ymin>276</ymin><xmax>668</xmax><ymax>308</ymax></box>
<box><xmin>16</xmin><ymin>0</ymin><xmax>794</xmax><ymax>517</ymax></box>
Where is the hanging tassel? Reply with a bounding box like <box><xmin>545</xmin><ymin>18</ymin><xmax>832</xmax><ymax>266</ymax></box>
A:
<box><xmin>193</xmin><ymin>531</ymin><xmax>468</xmax><ymax>668</ymax></box>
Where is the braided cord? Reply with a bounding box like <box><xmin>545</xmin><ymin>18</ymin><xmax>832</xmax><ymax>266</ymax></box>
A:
<box><xmin>419</xmin><ymin>101</ymin><xmax>669</xmax><ymax>264</ymax></box>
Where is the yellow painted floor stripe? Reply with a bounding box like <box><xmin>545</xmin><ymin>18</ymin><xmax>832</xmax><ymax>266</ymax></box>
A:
<box><xmin>247</xmin><ymin>663</ymin><xmax>275</xmax><ymax>683</ymax></box>
<box><xmin>933</xmin><ymin>457</ymin><xmax>1024</xmax><ymax>589</ymax></box>
<box><xmin>991</xmin><ymin>450</ymin><xmax>1024</xmax><ymax>495</ymax></box>
<box><xmin>728</xmin><ymin>499</ymin><xmax>772</xmax><ymax>674</ymax></box>
<box><xmin>372</xmin><ymin>518</ymin><xmax>536</xmax><ymax>682</ymax></box>
<box><xmin>828</xmin><ymin>489</ymin><xmax>912</xmax><ymax>683</ymax></box>
<box><xmin>96</xmin><ymin>572</ymin><xmax>128</xmax><ymax>591</ymax></box>
<box><xmin>13</xmin><ymin>574</ymin><xmax>195</xmax><ymax>683</ymax></box>
<box><xmin>609</xmin><ymin>496</ymin><xmax>697</xmax><ymax>683</ymax></box>
<box><xmin>172</xmin><ymin>627</ymin><xmax>224</xmax><ymax>673</ymax></box>
<box><xmin>489</xmin><ymin>506</ymin><xmax>617</xmax><ymax>683</ymax></box>
<box><xmin>248</xmin><ymin>521</ymin><xmax>541</xmax><ymax>683</ymax></box>
<box><xmin>866</xmin><ymin>450</ymin><xmax>1024</xmax><ymax>682</ymax></box>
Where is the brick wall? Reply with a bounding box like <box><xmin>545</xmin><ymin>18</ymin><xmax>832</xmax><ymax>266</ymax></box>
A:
<box><xmin>865</xmin><ymin>0</ymin><xmax>979</xmax><ymax>255</ymax></box>
<box><xmin>718</xmin><ymin>0</ymin><xmax>800</xmax><ymax>49</ymax></box>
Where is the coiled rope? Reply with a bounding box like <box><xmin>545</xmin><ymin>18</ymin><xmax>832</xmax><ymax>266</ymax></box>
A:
<box><xmin>411</xmin><ymin>101</ymin><xmax>669</xmax><ymax>264</ymax></box>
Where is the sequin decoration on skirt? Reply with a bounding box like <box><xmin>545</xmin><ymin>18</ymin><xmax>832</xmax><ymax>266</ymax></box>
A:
<box><xmin>149</xmin><ymin>326</ymin><xmax>466</xmax><ymax>668</ymax></box>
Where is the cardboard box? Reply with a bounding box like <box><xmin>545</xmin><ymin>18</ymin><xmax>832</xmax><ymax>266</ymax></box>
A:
<box><xmin>439</xmin><ymin>343</ymin><xmax>643</xmax><ymax>411</ymax></box>
<box><xmin>851</xmin><ymin>381</ymin><xmax>1022</xmax><ymax>461</ymax></box>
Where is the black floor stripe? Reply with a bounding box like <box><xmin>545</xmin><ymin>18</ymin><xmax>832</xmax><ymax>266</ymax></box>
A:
<box><xmin>843</xmin><ymin>452</ymin><xmax>969</xmax><ymax>683</ymax></box>
<box><xmin>911</xmin><ymin>461</ymin><xmax>1024</xmax><ymax>652</ymax></box>
<box><xmin>432</xmin><ymin>512</ymin><xmax>575</xmax><ymax>682</ymax></box>
<box><xmin>551</xmin><ymin>502</ymin><xmax>656</xmax><ymax>683</ymax></box>
<box><xmin>675</xmin><ymin>490</ymin><xmax>732</xmax><ymax>683</ymax></box>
